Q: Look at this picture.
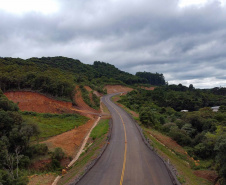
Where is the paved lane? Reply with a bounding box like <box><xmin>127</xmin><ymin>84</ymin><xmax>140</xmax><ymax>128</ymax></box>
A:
<box><xmin>75</xmin><ymin>94</ymin><xmax>174</xmax><ymax>185</ymax></box>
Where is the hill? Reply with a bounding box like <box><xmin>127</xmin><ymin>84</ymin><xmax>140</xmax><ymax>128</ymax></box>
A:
<box><xmin>0</xmin><ymin>57</ymin><xmax>166</xmax><ymax>101</ymax></box>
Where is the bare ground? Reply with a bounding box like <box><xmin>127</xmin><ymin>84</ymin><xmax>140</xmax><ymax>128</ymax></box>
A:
<box><xmin>42</xmin><ymin>119</ymin><xmax>96</xmax><ymax>157</ymax></box>
<box><xmin>104</xmin><ymin>85</ymin><xmax>133</xmax><ymax>94</ymax></box>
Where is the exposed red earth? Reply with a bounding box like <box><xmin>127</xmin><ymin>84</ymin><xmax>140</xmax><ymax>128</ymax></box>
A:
<box><xmin>5</xmin><ymin>91</ymin><xmax>75</xmax><ymax>114</ymax></box>
<box><xmin>141</xmin><ymin>86</ymin><xmax>155</xmax><ymax>90</ymax></box>
<box><xmin>104</xmin><ymin>85</ymin><xmax>133</xmax><ymax>94</ymax></box>
<box><xmin>74</xmin><ymin>86</ymin><xmax>100</xmax><ymax>115</ymax></box>
<box><xmin>194</xmin><ymin>170</ymin><xmax>218</xmax><ymax>184</ymax></box>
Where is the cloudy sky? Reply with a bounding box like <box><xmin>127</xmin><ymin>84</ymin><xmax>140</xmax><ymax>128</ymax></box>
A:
<box><xmin>0</xmin><ymin>0</ymin><xmax>226</xmax><ymax>88</ymax></box>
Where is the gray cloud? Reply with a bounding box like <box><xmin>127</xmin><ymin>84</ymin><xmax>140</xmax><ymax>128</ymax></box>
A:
<box><xmin>0</xmin><ymin>0</ymin><xmax>226</xmax><ymax>88</ymax></box>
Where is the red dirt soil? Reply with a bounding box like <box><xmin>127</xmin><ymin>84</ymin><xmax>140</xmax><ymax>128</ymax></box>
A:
<box><xmin>28</xmin><ymin>173</ymin><xmax>56</xmax><ymax>185</ymax></box>
<box><xmin>84</xmin><ymin>86</ymin><xmax>92</xmax><ymax>92</ymax></box>
<box><xmin>194</xmin><ymin>170</ymin><xmax>218</xmax><ymax>183</ymax></box>
<box><xmin>74</xmin><ymin>86</ymin><xmax>100</xmax><ymax>114</ymax></box>
<box><xmin>84</xmin><ymin>85</ymin><xmax>102</xmax><ymax>97</ymax></box>
<box><xmin>148</xmin><ymin>130</ymin><xmax>187</xmax><ymax>155</ymax></box>
<box><xmin>141</xmin><ymin>86</ymin><xmax>155</xmax><ymax>90</ymax></box>
<box><xmin>5</xmin><ymin>91</ymin><xmax>76</xmax><ymax>114</ymax></box>
<box><xmin>104</xmin><ymin>85</ymin><xmax>133</xmax><ymax>94</ymax></box>
<box><xmin>42</xmin><ymin>119</ymin><xmax>95</xmax><ymax>157</ymax></box>
<box><xmin>29</xmin><ymin>159</ymin><xmax>52</xmax><ymax>171</ymax></box>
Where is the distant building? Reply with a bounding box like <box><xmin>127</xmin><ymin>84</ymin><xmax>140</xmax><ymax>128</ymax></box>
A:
<box><xmin>211</xmin><ymin>106</ymin><xmax>220</xmax><ymax>112</ymax></box>
<box><xmin>181</xmin><ymin>110</ymin><xmax>188</xmax><ymax>112</ymax></box>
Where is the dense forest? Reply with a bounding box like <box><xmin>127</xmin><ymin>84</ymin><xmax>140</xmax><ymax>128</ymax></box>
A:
<box><xmin>119</xmin><ymin>84</ymin><xmax>226</xmax><ymax>184</ymax></box>
<box><xmin>136</xmin><ymin>71</ymin><xmax>165</xmax><ymax>85</ymax></box>
<box><xmin>0</xmin><ymin>57</ymin><xmax>166</xmax><ymax>101</ymax></box>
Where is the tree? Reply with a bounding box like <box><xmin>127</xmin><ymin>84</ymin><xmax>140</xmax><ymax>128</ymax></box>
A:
<box><xmin>219</xmin><ymin>105</ymin><xmax>226</xmax><ymax>113</ymax></box>
<box><xmin>139</xmin><ymin>107</ymin><xmax>157</xmax><ymax>127</ymax></box>
<box><xmin>189</xmin><ymin>84</ymin><xmax>195</xmax><ymax>90</ymax></box>
<box><xmin>214</xmin><ymin>136</ymin><xmax>226</xmax><ymax>184</ymax></box>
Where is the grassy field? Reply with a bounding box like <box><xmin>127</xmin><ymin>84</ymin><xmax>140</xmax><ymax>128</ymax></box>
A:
<box><xmin>58</xmin><ymin>118</ymin><xmax>110</xmax><ymax>185</ymax></box>
<box><xmin>21</xmin><ymin>112</ymin><xmax>89</xmax><ymax>140</ymax></box>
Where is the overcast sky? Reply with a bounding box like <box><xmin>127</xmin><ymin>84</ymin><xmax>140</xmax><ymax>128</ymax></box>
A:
<box><xmin>0</xmin><ymin>0</ymin><xmax>226</xmax><ymax>88</ymax></box>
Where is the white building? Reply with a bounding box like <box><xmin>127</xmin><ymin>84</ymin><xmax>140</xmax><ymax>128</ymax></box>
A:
<box><xmin>211</xmin><ymin>106</ymin><xmax>220</xmax><ymax>112</ymax></box>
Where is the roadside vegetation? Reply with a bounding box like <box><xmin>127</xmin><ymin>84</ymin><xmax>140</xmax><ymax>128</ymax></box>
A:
<box><xmin>118</xmin><ymin>85</ymin><xmax>226</xmax><ymax>184</ymax></box>
<box><xmin>58</xmin><ymin>119</ymin><xmax>110</xmax><ymax>185</ymax></box>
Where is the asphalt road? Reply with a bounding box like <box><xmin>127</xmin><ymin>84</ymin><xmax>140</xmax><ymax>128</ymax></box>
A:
<box><xmin>76</xmin><ymin>94</ymin><xmax>174</xmax><ymax>185</ymax></box>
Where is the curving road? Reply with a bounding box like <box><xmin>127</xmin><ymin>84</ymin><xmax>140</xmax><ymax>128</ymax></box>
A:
<box><xmin>75</xmin><ymin>94</ymin><xmax>174</xmax><ymax>185</ymax></box>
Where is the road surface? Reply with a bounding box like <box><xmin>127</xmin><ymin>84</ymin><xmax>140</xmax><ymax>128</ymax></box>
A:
<box><xmin>75</xmin><ymin>94</ymin><xmax>174</xmax><ymax>185</ymax></box>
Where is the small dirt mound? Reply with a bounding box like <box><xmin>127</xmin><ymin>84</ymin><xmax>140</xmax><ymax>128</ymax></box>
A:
<box><xmin>104</xmin><ymin>85</ymin><xmax>133</xmax><ymax>94</ymax></box>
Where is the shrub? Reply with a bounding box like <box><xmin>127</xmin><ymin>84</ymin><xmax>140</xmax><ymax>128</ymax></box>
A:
<box><xmin>30</xmin><ymin>143</ymin><xmax>48</xmax><ymax>156</ymax></box>
<box><xmin>139</xmin><ymin>107</ymin><xmax>157</xmax><ymax>127</ymax></box>
<box><xmin>214</xmin><ymin>136</ymin><xmax>226</xmax><ymax>183</ymax></box>
<box><xmin>194</xmin><ymin>142</ymin><xmax>215</xmax><ymax>159</ymax></box>
<box><xmin>52</xmin><ymin>147</ymin><xmax>65</xmax><ymax>161</ymax></box>
<box><xmin>162</xmin><ymin>123</ymin><xmax>177</xmax><ymax>133</ymax></box>
<box><xmin>169</xmin><ymin>129</ymin><xmax>192</xmax><ymax>146</ymax></box>
<box><xmin>159</xmin><ymin>116</ymin><xmax>166</xmax><ymax>124</ymax></box>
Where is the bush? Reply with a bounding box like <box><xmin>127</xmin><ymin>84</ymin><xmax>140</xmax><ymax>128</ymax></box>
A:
<box><xmin>52</xmin><ymin>147</ymin><xmax>65</xmax><ymax>161</ymax></box>
<box><xmin>0</xmin><ymin>169</ymin><xmax>28</xmax><ymax>185</ymax></box>
<box><xmin>139</xmin><ymin>107</ymin><xmax>157</xmax><ymax>127</ymax></box>
<box><xmin>169</xmin><ymin>129</ymin><xmax>192</xmax><ymax>146</ymax></box>
<box><xmin>159</xmin><ymin>116</ymin><xmax>166</xmax><ymax>124</ymax></box>
<box><xmin>51</xmin><ymin>159</ymin><xmax>61</xmax><ymax>170</ymax></box>
<box><xmin>19</xmin><ymin>156</ymin><xmax>30</xmax><ymax>168</ymax></box>
<box><xmin>175</xmin><ymin>119</ymin><xmax>186</xmax><ymax>129</ymax></box>
<box><xmin>162</xmin><ymin>123</ymin><xmax>177</xmax><ymax>133</ymax></box>
<box><xmin>194</xmin><ymin>142</ymin><xmax>215</xmax><ymax>159</ymax></box>
<box><xmin>214</xmin><ymin>136</ymin><xmax>226</xmax><ymax>183</ymax></box>
<box><xmin>30</xmin><ymin>143</ymin><xmax>48</xmax><ymax>156</ymax></box>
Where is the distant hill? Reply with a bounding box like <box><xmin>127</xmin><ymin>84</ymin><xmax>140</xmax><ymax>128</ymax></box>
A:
<box><xmin>0</xmin><ymin>56</ymin><xmax>166</xmax><ymax>100</ymax></box>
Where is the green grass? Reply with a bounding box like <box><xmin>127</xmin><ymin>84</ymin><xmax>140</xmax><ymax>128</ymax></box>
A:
<box><xmin>22</xmin><ymin>112</ymin><xmax>88</xmax><ymax>140</ymax></box>
<box><xmin>58</xmin><ymin>118</ymin><xmax>110</xmax><ymax>184</ymax></box>
<box><xmin>143</xmin><ymin>128</ymin><xmax>212</xmax><ymax>185</ymax></box>
<box><xmin>90</xmin><ymin>119</ymin><xmax>109</xmax><ymax>140</ymax></box>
